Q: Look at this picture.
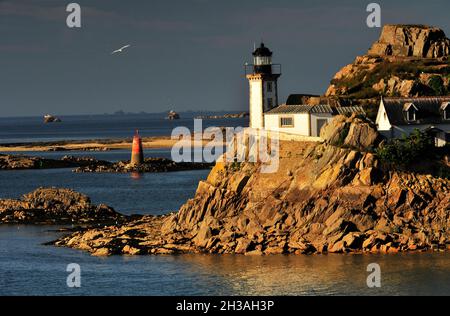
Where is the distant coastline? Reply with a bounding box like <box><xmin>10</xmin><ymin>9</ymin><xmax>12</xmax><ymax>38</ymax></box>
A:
<box><xmin>195</xmin><ymin>112</ymin><xmax>249</xmax><ymax>119</ymax></box>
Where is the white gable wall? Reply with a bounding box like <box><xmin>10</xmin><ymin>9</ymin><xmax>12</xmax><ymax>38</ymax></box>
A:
<box><xmin>376</xmin><ymin>99</ymin><xmax>392</xmax><ymax>133</ymax></box>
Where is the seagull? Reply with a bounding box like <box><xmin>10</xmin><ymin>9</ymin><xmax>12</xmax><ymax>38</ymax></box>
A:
<box><xmin>111</xmin><ymin>44</ymin><xmax>131</xmax><ymax>55</ymax></box>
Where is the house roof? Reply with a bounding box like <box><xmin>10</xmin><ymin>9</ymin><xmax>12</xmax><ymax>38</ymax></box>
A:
<box><xmin>382</xmin><ymin>96</ymin><xmax>450</xmax><ymax>125</ymax></box>
<box><xmin>266</xmin><ymin>104</ymin><xmax>313</xmax><ymax>114</ymax></box>
<box><xmin>266</xmin><ymin>104</ymin><xmax>364</xmax><ymax>115</ymax></box>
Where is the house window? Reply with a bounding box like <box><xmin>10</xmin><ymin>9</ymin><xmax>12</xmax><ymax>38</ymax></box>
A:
<box><xmin>280</xmin><ymin>117</ymin><xmax>293</xmax><ymax>127</ymax></box>
<box><xmin>267</xmin><ymin>98</ymin><xmax>273</xmax><ymax>109</ymax></box>
<box><xmin>406</xmin><ymin>108</ymin><xmax>416</xmax><ymax>121</ymax></box>
<box><xmin>267</xmin><ymin>82</ymin><xmax>273</xmax><ymax>92</ymax></box>
<box><xmin>403</xmin><ymin>102</ymin><xmax>418</xmax><ymax>122</ymax></box>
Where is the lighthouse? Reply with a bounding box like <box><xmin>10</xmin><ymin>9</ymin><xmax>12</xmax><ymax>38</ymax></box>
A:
<box><xmin>246</xmin><ymin>42</ymin><xmax>281</xmax><ymax>129</ymax></box>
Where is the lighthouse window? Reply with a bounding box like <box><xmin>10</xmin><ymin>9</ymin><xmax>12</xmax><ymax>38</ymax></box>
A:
<box><xmin>267</xmin><ymin>98</ymin><xmax>273</xmax><ymax>108</ymax></box>
<box><xmin>280</xmin><ymin>117</ymin><xmax>294</xmax><ymax>127</ymax></box>
<box><xmin>267</xmin><ymin>82</ymin><xmax>273</xmax><ymax>92</ymax></box>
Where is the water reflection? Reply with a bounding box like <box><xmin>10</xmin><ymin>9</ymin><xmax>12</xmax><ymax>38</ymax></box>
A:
<box><xmin>130</xmin><ymin>172</ymin><xmax>142</xmax><ymax>180</ymax></box>
<box><xmin>168</xmin><ymin>253</ymin><xmax>450</xmax><ymax>296</ymax></box>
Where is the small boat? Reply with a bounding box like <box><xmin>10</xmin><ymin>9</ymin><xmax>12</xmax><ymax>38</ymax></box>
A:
<box><xmin>166</xmin><ymin>110</ymin><xmax>180</xmax><ymax>120</ymax></box>
<box><xmin>44</xmin><ymin>114</ymin><xmax>62</xmax><ymax>123</ymax></box>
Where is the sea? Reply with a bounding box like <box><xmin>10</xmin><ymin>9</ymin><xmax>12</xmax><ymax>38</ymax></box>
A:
<box><xmin>1</xmin><ymin>114</ymin><xmax>450</xmax><ymax>296</ymax></box>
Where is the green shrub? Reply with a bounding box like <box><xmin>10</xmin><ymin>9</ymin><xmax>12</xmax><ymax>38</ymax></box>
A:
<box><xmin>428</xmin><ymin>75</ymin><xmax>446</xmax><ymax>95</ymax></box>
<box><xmin>376</xmin><ymin>129</ymin><xmax>434</xmax><ymax>167</ymax></box>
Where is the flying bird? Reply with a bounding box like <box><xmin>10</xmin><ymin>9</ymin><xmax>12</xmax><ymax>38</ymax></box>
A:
<box><xmin>111</xmin><ymin>44</ymin><xmax>131</xmax><ymax>55</ymax></box>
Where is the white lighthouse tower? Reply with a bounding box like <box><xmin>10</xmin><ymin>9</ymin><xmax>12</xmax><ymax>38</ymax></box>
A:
<box><xmin>246</xmin><ymin>43</ymin><xmax>281</xmax><ymax>129</ymax></box>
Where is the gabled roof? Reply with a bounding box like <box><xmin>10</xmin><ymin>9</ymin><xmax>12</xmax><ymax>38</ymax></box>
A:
<box><xmin>265</xmin><ymin>104</ymin><xmax>313</xmax><ymax>114</ymax></box>
<box><xmin>265</xmin><ymin>104</ymin><xmax>364</xmax><ymax>115</ymax></box>
<box><xmin>265</xmin><ymin>104</ymin><xmax>333</xmax><ymax>114</ymax></box>
<box><xmin>382</xmin><ymin>96</ymin><xmax>450</xmax><ymax>125</ymax></box>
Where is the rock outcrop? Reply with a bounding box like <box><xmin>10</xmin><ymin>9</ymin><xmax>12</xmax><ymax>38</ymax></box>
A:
<box><xmin>0</xmin><ymin>154</ymin><xmax>109</xmax><ymax>170</ymax></box>
<box><xmin>0</xmin><ymin>154</ymin><xmax>212</xmax><ymax>173</ymax></box>
<box><xmin>368</xmin><ymin>25</ymin><xmax>450</xmax><ymax>58</ymax></box>
<box><xmin>325</xmin><ymin>24</ymin><xmax>450</xmax><ymax>118</ymax></box>
<box><xmin>0</xmin><ymin>188</ymin><xmax>125</xmax><ymax>225</ymax></box>
<box><xmin>73</xmin><ymin>158</ymin><xmax>213</xmax><ymax>173</ymax></box>
<box><xmin>53</xmin><ymin>115</ymin><xmax>450</xmax><ymax>256</ymax></box>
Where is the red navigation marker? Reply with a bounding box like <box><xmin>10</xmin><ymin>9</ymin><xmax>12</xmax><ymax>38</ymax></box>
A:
<box><xmin>130</xmin><ymin>129</ymin><xmax>144</xmax><ymax>165</ymax></box>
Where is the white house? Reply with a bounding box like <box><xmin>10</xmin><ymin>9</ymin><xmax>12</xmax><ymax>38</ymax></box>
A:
<box><xmin>263</xmin><ymin>104</ymin><xmax>365</xmax><ymax>137</ymax></box>
<box><xmin>376</xmin><ymin>96</ymin><xmax>450</xmax><ymax>145</ymax></box>
<box><xmin>246</xmin><ymin>43</ymin><xmax>365</xmax><ymax>138</ymax></box>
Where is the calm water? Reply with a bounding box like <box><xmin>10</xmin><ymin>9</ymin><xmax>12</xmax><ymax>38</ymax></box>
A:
<box><xmin>0</xmin><ymin>114</ymin><xmax>248</xmax><ymax>143</ymax></box>
<box><xmin>1</xmin><ymin>115</ymin><xmax>450</xmax><ymax>295</ymax></box>
<box><xmin>1</xmin><ymin>224</ymin><xmax>450</xmax><ymax>295</ymax></box>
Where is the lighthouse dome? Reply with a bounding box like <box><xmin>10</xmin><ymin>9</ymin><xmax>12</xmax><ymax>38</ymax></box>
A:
<box><xmin>252</xmin><ymin>42</ymin><xmax>273</xmax><ymax>57</ymax></box>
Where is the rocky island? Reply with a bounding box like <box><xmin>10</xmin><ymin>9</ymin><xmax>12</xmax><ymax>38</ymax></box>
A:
<box><xmin>51</xmin><ymin>115</ymin><xmax>450</xmax><ymax>256</ymax></box>
<box><xmin>73</xmin><ymin>157</ymin><xmax>213</xmax><ymax>173</ymax></box>
<box><xmin>0</xmin><ymin>154</ymin><xmax>212</xmax><ymax>173</ymax></box>
<box><xmin>0</xmin><ymin>188</ymin><xmax>125</xmax><ymax>225</ymax></box>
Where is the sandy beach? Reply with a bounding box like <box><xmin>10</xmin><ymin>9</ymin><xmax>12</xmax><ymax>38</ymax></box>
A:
<box><xmin>0</xmin><ymin>135</ymin><xmax>223</xmax><ymax>152</ymax></box>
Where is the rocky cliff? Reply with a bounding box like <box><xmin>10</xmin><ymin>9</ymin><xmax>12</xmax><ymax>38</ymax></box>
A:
<box><xmin>325</xmin><ymin>24</ymin><xmax>450</xmax><ymax>118</ymax></box>
<box><xmin>54</xmin><ymin>115</ymin><xmax>450</xmax><ymax>256</ymax></box>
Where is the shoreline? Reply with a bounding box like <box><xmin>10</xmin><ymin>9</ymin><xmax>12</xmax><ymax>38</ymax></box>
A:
<box><xmin>0</xmin><ymin>135</ymin><xmax>223</xmax><ymax>152</ymax></box>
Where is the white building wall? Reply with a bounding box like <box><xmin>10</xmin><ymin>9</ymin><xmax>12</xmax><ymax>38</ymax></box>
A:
<box><xmin>264</xmin><ymin>113</ymin><xmax>310</xmax><ymax>136</ymax></box>
<box><xmin>249</xmin><ymin>80</ymin><xmax>264</xmax><ymax>129</ymax></box>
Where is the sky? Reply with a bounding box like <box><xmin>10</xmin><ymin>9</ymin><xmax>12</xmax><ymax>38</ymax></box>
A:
<box><xmin>1</xmin><ymin>0</ymin><xmax>450</xmax><ymax>117</ymax></box>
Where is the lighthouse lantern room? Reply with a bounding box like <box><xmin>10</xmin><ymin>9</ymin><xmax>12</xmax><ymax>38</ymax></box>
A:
<box><xmin>245</xmin><ymin>42</ymin><xmax>281</xmax><ymax>129</ymax></box>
